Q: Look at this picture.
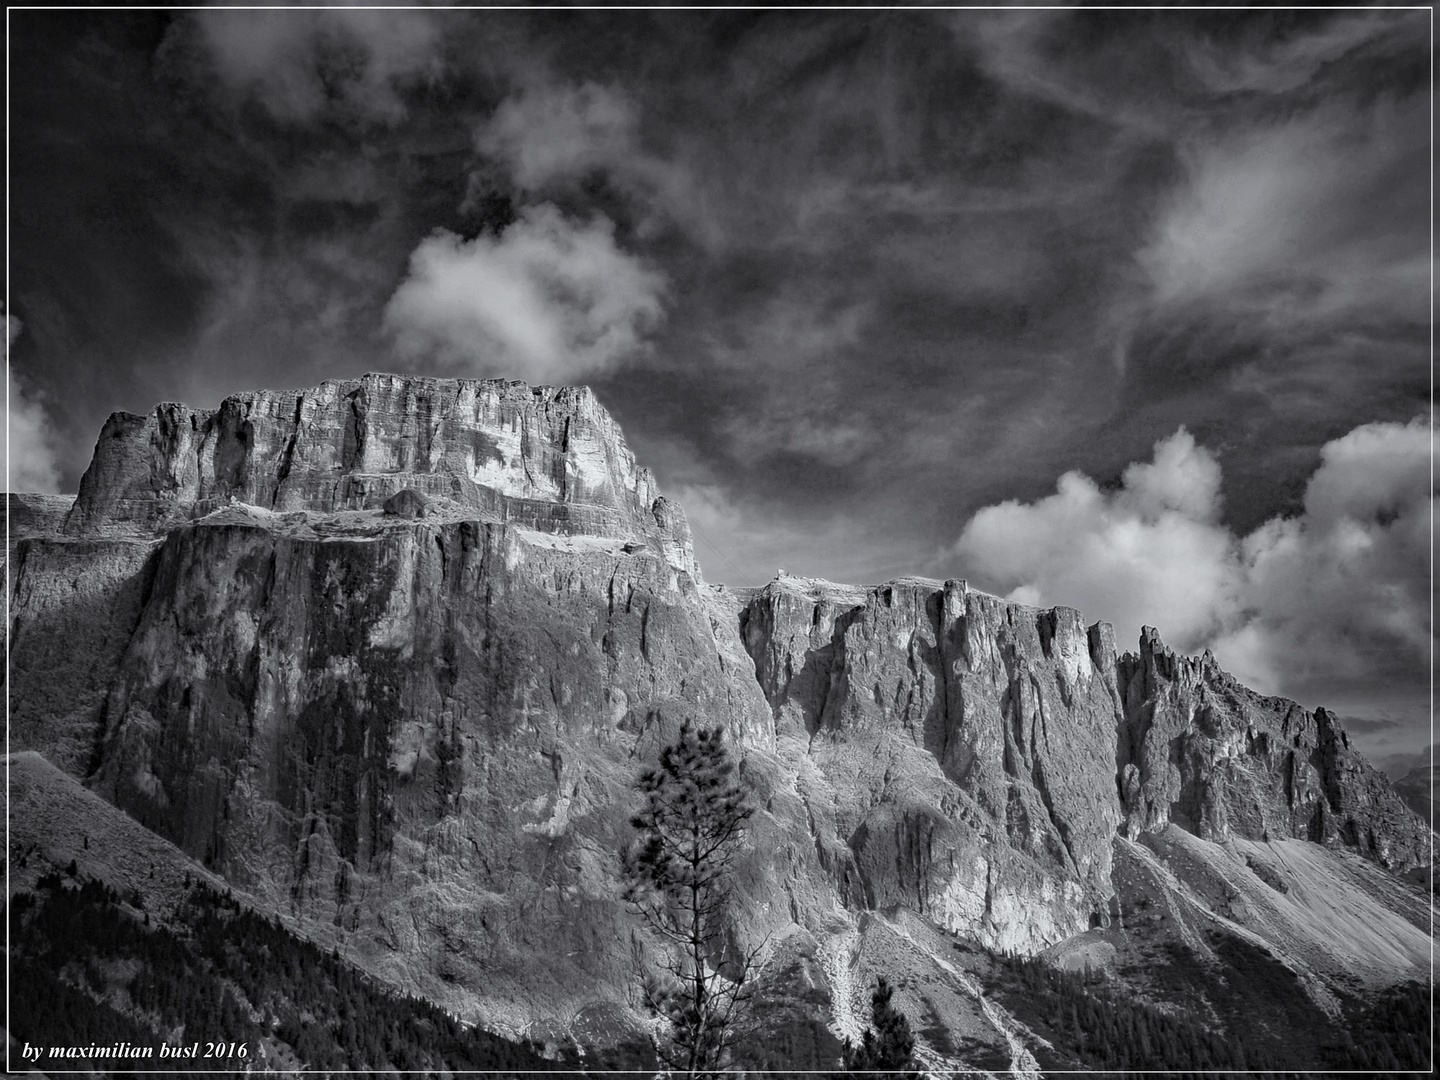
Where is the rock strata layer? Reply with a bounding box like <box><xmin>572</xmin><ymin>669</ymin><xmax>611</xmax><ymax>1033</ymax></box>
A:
<box><xmin>7</xmin><ymin>373</ymin><xmax>1430</xmax><ymax>1058</ymax></box>
<box><xmin>63</xmin><ymin>372</ymin><xmax>697</xmax><ymax>577</ymax></box>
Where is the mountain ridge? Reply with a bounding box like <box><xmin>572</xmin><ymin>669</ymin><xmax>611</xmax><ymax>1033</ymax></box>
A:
<box><xmin>7</xmin><ymin>372</ymin><xmax>1433</xmax><ymax>1070</ymax></box>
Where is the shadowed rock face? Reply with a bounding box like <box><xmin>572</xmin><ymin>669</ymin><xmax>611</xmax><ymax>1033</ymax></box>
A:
<box><xmin>6</xmin><ymin>374</ymin><xmax>1431</xmax><ymax>1054</ymax></box>
<box><xmin>1392</xmin><ymin>765</ymin><xmax>1435</xmax><ymax>824</ymax></box>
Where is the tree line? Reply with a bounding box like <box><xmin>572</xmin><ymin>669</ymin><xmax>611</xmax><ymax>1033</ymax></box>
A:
<box><xmin>8</xmin><ymin>869</ymin><xmax>559</xmax><ymax>1075</ymax></box>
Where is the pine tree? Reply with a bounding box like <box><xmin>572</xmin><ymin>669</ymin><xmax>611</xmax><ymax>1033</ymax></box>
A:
<box><xmin>840</xmin><ymin>977</ymin><xmax>917</xmax><ymax>1078</ymax></box>
<box><xmin>624</xmin><ymin>721</ymin><xmax>760</xmax><ymax>1077</ymax></box>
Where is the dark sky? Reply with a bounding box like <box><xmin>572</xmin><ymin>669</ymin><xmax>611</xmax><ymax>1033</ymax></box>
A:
<box><xmin>6</xmin><ymin>9</ymin><xmax>1431</xmax><ymax>773</ymax></box>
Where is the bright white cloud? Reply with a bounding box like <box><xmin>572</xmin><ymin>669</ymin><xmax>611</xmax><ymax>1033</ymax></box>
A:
<box><xmin>955</xmin><ymin>428</ymin><xmax>1239</xmax><ymax>652</ymax></box>
<box><xmin>1212</xmin><ymin>417</ymin><xmax>1433</xmax><ymax>692</ymax></box>
<box><xmin>195</xmin><ymin>9</ymin><xmax>444</xmax><ymax>123</ymax></box>
<box><xmin>953</xmin><ymin>420</ymin><xmax>1432</xmax><ymax>701</ymax></box>
<box><xmin>383</xmin><ymin>204</ymin><xmax>666</xmax><ymax>384</ymax></box>
<box><xmin>6</xmin><ymin>315</ymin><xmax>63</xmax><ymax>494</ymax></box>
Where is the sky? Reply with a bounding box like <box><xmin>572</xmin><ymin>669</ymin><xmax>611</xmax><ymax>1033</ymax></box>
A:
<box><xmin>6</xmin><ymin>8</ymin><xmax>1432</xmax><ymax>776</ymax></box>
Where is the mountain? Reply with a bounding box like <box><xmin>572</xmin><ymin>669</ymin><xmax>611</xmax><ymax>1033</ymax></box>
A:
<box><xmin>6</xmin><ymin>751</ymin><xmax>592</xmax><ymax>1075</ymax></box>
<box><xmin>7</xmin><ymin>373</ymin><xmax>1433</xmax><ymax>1073</ymax></box>
<box><xmin>1393</xmin><ymin>764</ymin><xmax>1435</xmax><ymax>824</ymax></box>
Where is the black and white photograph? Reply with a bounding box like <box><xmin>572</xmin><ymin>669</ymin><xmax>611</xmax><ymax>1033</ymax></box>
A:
<box><xmin>5</xmin><ymin>6</ymin><xmax>1433</xmax><ymax>1076</ymax></box>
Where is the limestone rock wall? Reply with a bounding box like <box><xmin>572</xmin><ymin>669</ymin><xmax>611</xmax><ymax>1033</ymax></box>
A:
<box><xmin>739</xmin><ymin>574</ymin><xmax>1125</xmax><ymax>952</ymax></box>
<box><xmin>1117</xmin><ymin>628</ymin><xmax>1430</xmax><ymax>871</ymax></box>
<box><xmin>76</xmin><ymin>511</ymin><xmax>780</xmax><ymax>1029</ymax></box>
<box><xmin>7</xmin><ymin>527</ymin><xmax>160</xmax><ymax>776</ymax></box>
<box><xmin>64</xmin><ymin>373</ymin><xmax>696</xmax><ymax>578</ymax></box>
<box><xmin>6</xmin><ymin>493</ymin><xmax>73</xmax><ymax>564</ymax></box>
<box><xmin>7</xmin><ymin>373</ymin><xmax>1431</xmax><ymax>1042</ymax></box>
<box><xmin>735</xmin><ymin>571</ymin><xmax>1432</xmax><ymax>952</ymax></box>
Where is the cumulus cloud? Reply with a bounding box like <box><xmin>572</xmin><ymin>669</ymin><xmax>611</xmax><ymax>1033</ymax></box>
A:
<box><xmin>953</xmin><ymin>419</ymin><xmax>1432</xmax><ymax>702</ymax></box>
<box><xmin>5</xmin><ymin>314</ymin><xmax>63</xmax><ymax>493</ymax></box>
<box><xmin>383</xmin><ymin>203</ymin><xmax>666</xmax><ymax>384</ymax></box>
<box><xmin>1211</xmin><ymin>417</ymin><xmax>1432</xmax><ymax>692</ymax></box>
<box><xmin>194</xmin><ymin>8</ymin><xmax>444</xmax><ymax>123</ymax></box>
<box><xmin>954</xmin><ymin>428</ymin><xmax>1240</xmax><ymax>651</ymax></box>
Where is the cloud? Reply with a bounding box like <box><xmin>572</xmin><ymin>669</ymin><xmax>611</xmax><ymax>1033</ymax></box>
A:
<box><xmin>1211</xmin><ymin>416</ymin><xmax>1432</xmax><ymax>692</ymax></box>
<box><xmin>1186</xmin><ymin>12</ymin><xmax>1422</xmax><ymax>97</ymax></box>
<box><xmin>194</xmin><ymin>8</ymin><xmax>444</xmax><ymax>124</ymax></box>
<box><xmin>958</xmin><ymin>10</ymin><xmax>1178</xmax><ymax>137</ymax></box>
<box><xmin>706</xmin><ymin>294</ymin><xmax>881</xmax><ymax>468</ymax></box>
<box><xmin>1135</xmin><ymin>101</ymin><xmax>1427</xmax><ymax>329</ymax></box>
<box><xmin>478</xmin><ymin>81</ymin><xmax>639</xmax><ymax>191</ymax></box>
<box><xmin>383</xmin><ymin>204</ymin><xmax>666</xmax><ymax>384</ymax></box>
<box><xmin>6</xmin><ymin>314</ymin><xmax>63</xmax><ymax>494</ymax></box>
<box><xmin>952</xmin><ymin>419</ymin><xmax>1432</xmax><ymax>704</ymax></box>
<box><xmin>954</xmin><ymin>428</ymin><xmax>1239</xmax><ymax>651</ymax></box>
<box><xmin>474</xmin><ymin>77</ymin><xmax>712</xmax><ymax>244</ymax></box>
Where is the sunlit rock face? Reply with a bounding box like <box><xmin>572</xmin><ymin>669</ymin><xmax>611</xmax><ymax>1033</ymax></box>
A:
<box><xmin>78</xmin><ymin>510</ymin><xmax>783</xmax><ymax>1030</ymax></box>
<box><xmin>1117</xmin><ymin>629</ymin><xmax>1431</xmax><ymax>871</ymax></box>
<box><xmin>62</xmin><ymin>372</ymin><xmax>697</xmax><ymax>577</ymax></box>
<box><xmin>7</xmin><ymin>373</ymin><xmax>1431</xmax><ymax>1052</ymax></box>
<box><xmin>738</xmin><ymin>574</ymin><xmax>1125</xmax><ymax>953</ymax></box>
<box><xmin>9</xmin><ymin>375</ymin><xmax>774</xmax><ymax>1035</ymax></box>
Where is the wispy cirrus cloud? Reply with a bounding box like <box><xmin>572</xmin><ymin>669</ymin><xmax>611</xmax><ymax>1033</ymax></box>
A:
<box><xmin>192</xmin><ymin>8</ymin><xmax>446</xmax><ymax>124</ymax></box>
<box><xmin>478</xmin><ymin>81</ymin><xmax>639</xmax><ymax>191</ymax></box>
<box><xmin>1135</xmin><ymin>100</ymin><xmax>1427</xmax><ymax>329</ymax></box>
<box><xmin>1184</xmin><ymin>11</ymin><xmax>1422</xmax><ymax>97</ymax></box>
<box><xmin>473</xmin><ymin>74</ymin><xmax>720</xmax><ymax>246</ymax></box>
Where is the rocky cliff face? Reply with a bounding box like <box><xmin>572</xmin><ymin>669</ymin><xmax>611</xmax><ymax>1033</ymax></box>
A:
<box><xmin>8</xmin><ymin>374</ymin><xmax>784</xmax><ymax>1036</ymax></box>
<box><xmin>1117</xmin><ymin>629</ymin><xmax>1430</xmax><ymax>869</ymax></box>
<box><xmin>733</xmin><ymin>572</ymin><xmax>1429</xmax><ymax>953</ymax></box>
<box><xmin>7</xmin><ymin>373</ymin><xmax>1431</xmax><ymax>1060</ymax></box>
<box><xmin>739</xmin><ymin>574</ymin><xmax>1125</xmax><ymax>952</ymax></box>
<box><xmin>63</xmin><ymin>372</ymin><xmax>697</xmax><ymax>577</ymax></box>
